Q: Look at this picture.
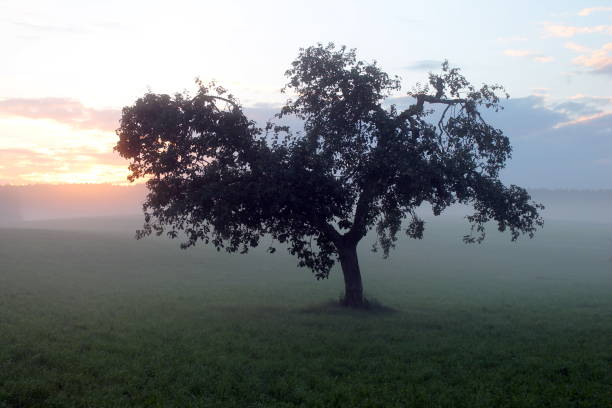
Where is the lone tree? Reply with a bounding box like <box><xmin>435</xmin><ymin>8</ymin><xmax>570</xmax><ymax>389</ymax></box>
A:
<box><xmin>116</xmin><ymin>44</ymin><xmax>543</xmax><ymax>307</ymax></box>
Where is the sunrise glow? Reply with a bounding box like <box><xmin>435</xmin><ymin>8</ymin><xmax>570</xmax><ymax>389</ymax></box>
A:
<box><xmin>1</xmin><ymin>0</ymin><xmax>611</xmax><ymax>188</ymax></box>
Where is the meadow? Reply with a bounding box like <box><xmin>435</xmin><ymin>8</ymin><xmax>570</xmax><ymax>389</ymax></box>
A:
<box><xmin>0</xmin><ymin>216</ymin><xmax>610</xmax><ymax>407</ymax></box>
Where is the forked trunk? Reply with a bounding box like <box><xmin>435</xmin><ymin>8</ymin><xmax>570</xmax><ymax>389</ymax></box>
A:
<box><xmin>337</xmin><ymin>241</ymin><xmax>364</xmax><ymax>307</ymax></box>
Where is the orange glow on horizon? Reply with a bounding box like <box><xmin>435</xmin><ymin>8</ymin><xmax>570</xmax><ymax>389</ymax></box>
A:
<box><xmin>0</xmin><ymin>156</ymin><xmax>133</xmax><ymax>185</ymax></box>
<box><xmin>16</xmin><ymin>166</ymin><xmax>136</xmax><ymax>186</ymax></box>
<box><xmin>0</xmin><ymin>115</ymin><xmax>135</xmax><ymax>185</ymax></box>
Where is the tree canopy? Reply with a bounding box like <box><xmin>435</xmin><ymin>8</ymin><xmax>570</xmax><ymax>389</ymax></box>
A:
<box><xmin>115</xmin><ymin>43</ymin><xmax>543</xmax><ymax>307</ymax></box>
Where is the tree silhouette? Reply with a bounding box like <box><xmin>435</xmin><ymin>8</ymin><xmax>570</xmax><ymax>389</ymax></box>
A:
<box><xmin>115</xmin><ymin>44</ymin><xmax>543</xmax><ymax>307</ymax></box>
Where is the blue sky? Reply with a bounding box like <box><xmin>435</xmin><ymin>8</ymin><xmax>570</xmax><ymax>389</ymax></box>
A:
<box><xmin>0</xmin><ymin>0</ymin><xmax>610</xmax><ymax>187</ymax></box>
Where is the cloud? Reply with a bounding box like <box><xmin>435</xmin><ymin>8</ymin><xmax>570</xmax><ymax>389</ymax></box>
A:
<box><xmin>2</xmin><ymin>94</ymin><xmax>612</xmax><ymax>188</ymax></box>
<box><xmin>543</xmin><ymin>23</ymin><xmax>612</xmax><ymax>38</ymax></box>
<box><xmin>551</xmin><ymin>94</ymin><xmax>612</xmax><ymax>117</ymax></box>
<box><xmin>503</xmin><ymin>50</ymin><xmax>532</xmax><ymax>57</ymax></box>
<box><xmin>481</xmin><ymin>96</ymin><xmax>565</xmax><ymax>137</ymax></box>
<box><xmin>0</xmin><ymin>147</ymin><xmax>123</xmax><ymax>166</ymax></box>
<box><xmin>503</xmin><ymin>49</ymin><xmax>554</xmax><ymax>63</ymax></box>
<box><xmin>568</xmin><ymin>94</ymin><xmax>612</xmax><ymax>105</ymax></box>
<box><xmin>554</xmin><ymin>101</ymin><xmax>602</xmax><ymax>116</ymax></box>
<box><xmin>10</xmin><ymin>20</ymin><xmax>86</xmax><ymax>34</ymax></box>
<box><xmin>403</xmin><ymin>60</ymin><xmax>444</xmax><ymax>71</ymax></box>
<box><xmin>554</xmin><ymin>111</ymin><xmax>612</xmax><ymax>128</ymax></box>
<box><xmin>566</xmin><ymin>42</ymin><xmax>612</xmax><ymax>76</ymax></box>
<box><xmin>482</xmin><ymin>96</ymin><xmax>612</xmax><ymax>189</ymax></box>
<box><xmin>534</xmin><ymin>56</ymin><xmax>554</xmax><ymax>63</ymax></box>
<box><xmin>491</xmin><ymin>98</ymin><xmax>612</xmax><ymax>191</ymax></box>
<box><xmin>0</xmin><ymin>98</ymin><xmax>120</xmax><ymax>131</ymax></box>
<box><xmin>0</xmin><ymin>146</ymin><xmax>127</xmax><ymax>185</ymax></box>
<box><xmin>531</xmin><ymin>88</ymin><xmax>549</xmax><ymax>96</ymax></box>
<box><xmin>578</xmin><ymin>7</ymin><xmax>612</xmax><ymax>16</ymax></box>
<box><xmin>564</xmin><ymin>42</ymin><xmax>591</xmax><ymax>53</ymax></box>
<box><xmin>391</xmin><ymin>94</ymin><xmax>610</xmax><ymax>139</ymax></box>
<box><xmin>0</xmin><ymin>97</ymin><xmax>125</xmax><ymax>183</ymax></box>
<box><xmin>496</xmin><ymin>36</ymin><xmax>528</xmax><ymax>43</ymax></box>
<box><xmin>9</xmin><ymin>18</ymin><xmax>123</xmax><ymax>36</ymax></box>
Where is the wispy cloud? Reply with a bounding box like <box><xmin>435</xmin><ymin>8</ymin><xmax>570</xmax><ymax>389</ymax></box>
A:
<box><xmin>8</xmin><ymin>18</ymin><xmax>124</xmax><ymax>36</ymax></box>
<box><xmin>403</xmin><ymin>60</ymin><xmax>444</xmax><ymax>71</ymax></box>
<box><xmin>503</xmin><ymin>49</ymin><xmax>554</xmax><ymax>63</ymax></box>
<box><xmin>555</xmin><ymin>101</ymin><xmax>602</xmax><ymax>116</ymax></box>
<box><xmin>564</xmin><ymin>42</ymin><xmax>591</xmax><ymax>53</ymax></box>
<box><xmin>565</xmin><ymin>42</ymin><xmax>612</xmax><ymax>76</ymax></box>
<box><xmin>543</xmin><ymin>23</ymin><xmax>612</xmax><ymax>38</ymax></box>
<box><xmin>553</xmin><ymin>93</ymin><xmax>612</xmax><ymax>119</ymax></box>
<box><xmin>481</xmin><ymin>96</ymin><xmax>612</xmax><ymax>188</ymax></box>
<box><xmin>578</xmin><ymin>7</ymin><xmax>612</xmax><ymax>17</ymax></box>
<box><xmin>531</xmin><ymin>88</ymin><xmax>550</xmax><ymax>96</ymax></box>
<box><xmin>10</xmin><ymin>20</ymin><xmax>86</xmax><ymax>34</ymax></box>
<box><xmin>496</xmin><ymin>36</ymin><xmax>528</xmax><ymax>43</ymax></box>
<box><xmin>503</xmin><ymin>50</ymin><xmax>532</xmax><ymax>57</ymax></box>
<box><xmin>568</xmin><ymin>94</ymin><xmax>612</xmax><ymax>104</ymax></box>
<box><xmin>0</xmin><ymin>98</ymin><xmax>120</xmax><ymax>132</ymax></box>
<box><xmin>554</xmin><ymin>111</ymin><xmax>612</xmax><ymax>128</ymax></box>
<box><xmin>534</xmin><ymin>56</ymin><xmax>554</xmax><ymax>63</ymax></box>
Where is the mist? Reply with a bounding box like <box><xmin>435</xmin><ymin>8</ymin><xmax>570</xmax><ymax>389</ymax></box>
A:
<box><xmin>1</xmin><ymin>184</ymin><xmax>610</xmax><ymax>226</ymax></box>
<box><xmin>2</xmin><ymin>185</ymin><xmax>610</xmax><ymax>406</ymax></box>
<box><xmin>0</xmin><ymin>184</ymin><xmax>146</xmax><ymax>223</ymax></box>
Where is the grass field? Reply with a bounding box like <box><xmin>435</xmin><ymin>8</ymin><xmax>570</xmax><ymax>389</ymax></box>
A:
<box><xmin>0</xmin><ymin>217</ymin><xmax>611</xmax><ymax>407</ymax></box>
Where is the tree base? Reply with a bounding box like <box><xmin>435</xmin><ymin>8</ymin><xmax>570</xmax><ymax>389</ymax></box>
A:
<box><xmin>339</xmin><ymin>293</ymin><xmax>369</xmax><ymax>308</ymax></box>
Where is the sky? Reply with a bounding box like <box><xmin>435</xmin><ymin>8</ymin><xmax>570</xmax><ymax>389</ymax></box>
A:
<box><xmin>0</xmin><ymin>0</ymin><xmax>611</xmax><ymax>188</ymax></box>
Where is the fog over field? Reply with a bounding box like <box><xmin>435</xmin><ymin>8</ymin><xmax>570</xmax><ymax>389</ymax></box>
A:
<box><xmin>1</xmin><ymin>184</ymin><xmax>610</xmax><ymax>226</ymax></box>
<box><xmin>0</xmin><ymin>184</ymin><xmax>146</xmax><ymax>223</ymax></box>
<box><xmin>1</xmin><ymin>186</ymin><xmax>611</xmax><ymax>407</ymax></box>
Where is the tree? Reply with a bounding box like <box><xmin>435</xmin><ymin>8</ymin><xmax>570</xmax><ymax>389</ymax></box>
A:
<box><xmin>115</xmin><ymin>43</ymin><xmax>543</xmax><ymax>307</ymax></box>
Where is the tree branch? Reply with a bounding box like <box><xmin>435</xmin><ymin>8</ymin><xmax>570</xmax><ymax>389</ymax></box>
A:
<box><xmin>345</xmin><ymin>183</ymin><xmax>376</xmax><ymax>244</ymax></box>
<box><xmin>317</xmin><ymin>221</ymin><xmax>342</xmax><ymax>244</ymax></box>
<box><xmin>200</xmin><ymin>95</ymin><xmax>240</xmax><ymax>111</ymax></box>
<box><xmin>397</xmin><ymin>94</ymin><xmax>467</xmax><ymax>122</ymax></box>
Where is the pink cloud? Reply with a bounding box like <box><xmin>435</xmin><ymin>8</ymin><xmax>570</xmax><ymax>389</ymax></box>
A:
<box><xmin>0</xmin><ymin>146</ymin><xmax>128</xmax><ymax>184</ymax></box>
<box><xmin>564</xmin><ymin>42</ymin><xmax>591</xmax><ymax>53</ymax></box>
<box><xmin>0</xmin><ymin>98</ymin><xmax>120</xmax><ymax>132</ymax></box>
<box><xmin>496</xmin><ymin>36</ymin><xmax>528</xmax><ymax>43</ymax></box>
<box><xmin>578</xmin><ymin>7</ymin><xmax>612</xmax><ymax>17</ymax></box>
<box><xmin>568</xmin><ymin>94</ymin><xmax>612</xmax><ymax>104</ymax></box>
<box><xmin>503</xmin><ymin>49</ymin><xmax>554</xmax><ymax>63</ymax></box>
<box><xmin>567</xmin><ymin>42</ymin><xmax>612</xmax><ymax>75</ymax></box>
<box><xmin>534</xmin><ymin>56</ymin><xmax>554</xmax><ymax>63</ymax></box>
<box><xmin>554</xmin><ymin>111</ymin><xmax>612</xmax><ymax>128</ymax></box>
<box><xmin>543</xmin><ymin>23</ymin><xmax>612</xmax><ymax>38</ymax></box>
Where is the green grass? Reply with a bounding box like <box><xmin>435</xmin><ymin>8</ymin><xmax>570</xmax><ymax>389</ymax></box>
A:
<box><xmin>0</xmin><ymin>217</ymin><xmax>611</xmax><ymax>407</ymax></box>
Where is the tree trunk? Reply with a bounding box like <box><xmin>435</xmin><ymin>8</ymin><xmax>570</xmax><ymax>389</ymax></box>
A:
<box><xmin>337</xmin><ymin>240</ymin><xmax>364</xmax><ymax>307</ymax></box>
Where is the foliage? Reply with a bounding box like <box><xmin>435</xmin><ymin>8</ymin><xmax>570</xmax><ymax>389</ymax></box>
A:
<box><xmin>115</xmin><ymin>43</ymin><xmax>543</xmax><ymax>280</ymax></box>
